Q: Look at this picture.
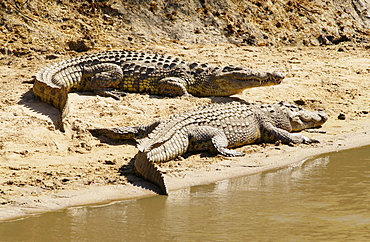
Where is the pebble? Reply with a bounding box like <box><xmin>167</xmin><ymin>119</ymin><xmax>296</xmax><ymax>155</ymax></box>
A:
<box><xmin>338</xmin><ymin>113</ymin><xmax>346</xmax><ymax>120</ymax></box>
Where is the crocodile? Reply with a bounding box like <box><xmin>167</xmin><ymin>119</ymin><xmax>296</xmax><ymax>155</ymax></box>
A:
<box><xmin>92</xmin><ymin>101</ymin><xmax>328</xmax><ymax>195</ymax></box>
<box><xmin>33</xmin><ymin>50</ymin><xmax>284</xmax><ymax>131</ymax></box>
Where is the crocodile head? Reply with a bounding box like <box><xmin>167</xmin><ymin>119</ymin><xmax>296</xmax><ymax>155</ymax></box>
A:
<box><xmin>205</xmin><ymin>65</ymin><xmax>285</xmax><ymax>96</ymax></box>
<box><xmin>277</xmin><ymin>101</ymin><xmax>328</xmax><ymax>131</ymax></box>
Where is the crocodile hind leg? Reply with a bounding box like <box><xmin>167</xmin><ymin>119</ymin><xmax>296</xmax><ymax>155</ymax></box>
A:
<box><xmin>84</xmin><ymin>63</ymin><xmax>126</xmax><ymax>99</ymax></box>
<box><xmin>188</xmin><ymin>126</ymin><xmax>245</xmax><ymax>157</ymax></box>
<box><xmin>262</xmin><ymin>122</ymin><xmax>319</xmax><ymax>144</ymax></box>
<box><xmin>144</xmin><ymin>132</ymin><xmax>190</xmax><ymax>163</ymax></box>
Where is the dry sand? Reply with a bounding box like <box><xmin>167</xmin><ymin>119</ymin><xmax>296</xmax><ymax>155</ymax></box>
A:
<box><xmin>0</xmin><ymin>42</ymin><xmax>370</xmax><ymax>221</ymax></box>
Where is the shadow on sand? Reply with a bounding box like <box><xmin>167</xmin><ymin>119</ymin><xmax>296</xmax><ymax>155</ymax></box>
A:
<box><xmin>18</xmin><ymin>89</ymin><xmax>60</xmax><ymax>127</ymax></box>
<box><xmin>90</xmin><ymin>129</ymin><xmax>165</xmax><ymax>195</ymax></box>
<box><xmin>118</xmin><ymin>157</ymin><xmax>165</xmax><ymax>195</ymax></box>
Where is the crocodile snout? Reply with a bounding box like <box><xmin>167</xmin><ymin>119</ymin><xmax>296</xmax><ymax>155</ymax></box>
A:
<box><xmin>270</xmin><ymin>71</ymin><xmax>285</xmax><ymax>83</ymax></box>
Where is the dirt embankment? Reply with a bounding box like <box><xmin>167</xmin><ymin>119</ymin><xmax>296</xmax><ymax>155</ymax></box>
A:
<box><xmin>0</xmin><ymin>0</ymin><xmax>370</xmax><ymax>221</ymax></box>
<box><xmin>1</xmin><ymin>0</ymin><xmax>370</xmax><ymax>56</ymax></box>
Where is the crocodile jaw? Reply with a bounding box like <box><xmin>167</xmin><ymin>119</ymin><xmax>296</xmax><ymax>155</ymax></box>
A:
<box><xmin>289</xmin><ymin>111</ymin><xmax>329</xmax><ymax>131</ymax></box>
<box><xmin>211</xmin><ymin>70</ymin><xmax>285</xmax><ymax>95</ymax></box>
<box><xmin>277</xmin><ymin>102</ymin><xmax>329</xmax><ymax>131</ymax></box>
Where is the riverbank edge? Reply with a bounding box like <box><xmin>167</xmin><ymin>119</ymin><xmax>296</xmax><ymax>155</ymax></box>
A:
<box><xmin>1</xmin><ymin>118</ymin><xmax>369</xmax><ymax>222</ymax></box>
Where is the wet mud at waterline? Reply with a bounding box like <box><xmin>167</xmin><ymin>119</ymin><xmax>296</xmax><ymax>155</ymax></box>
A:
<box><xmin>1</xmin><ymin>145</ymin><xmax>369</xmax><ymax>241</ymax></box>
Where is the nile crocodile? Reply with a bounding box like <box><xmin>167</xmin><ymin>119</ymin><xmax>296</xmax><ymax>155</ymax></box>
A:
<box><xmin>33</xmin><ymin>50</ymin><xmax>284</xmax><ymax>131</ymax></box>
<box><xmin>92</xmin><ymin>101</ymin><xmax>328</xmax><ymax>195</ymax></box>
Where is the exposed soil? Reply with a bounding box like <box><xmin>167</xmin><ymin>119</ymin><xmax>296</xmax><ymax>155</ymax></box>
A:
<box><xmin>0</xmin><ymin>0</ymin><xmax>369</xmax><ymax>221</ymax></box>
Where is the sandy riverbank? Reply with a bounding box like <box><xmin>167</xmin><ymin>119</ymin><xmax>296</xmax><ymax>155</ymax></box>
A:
<box><xmin>0</xmin><ymin>43</ymin><xmax>369</xmax><ymax>221</ymax></box>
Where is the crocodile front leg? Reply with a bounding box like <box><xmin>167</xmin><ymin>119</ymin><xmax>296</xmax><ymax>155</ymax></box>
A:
<box><xmin>188</xmin><ymin>126</ymin><xmax>245</xmax><ymax>156</ymax></box>
<box><xmin>262</xmin><ymin>122</ymin><xmax>319</xmax><ymax>144</ymax></box>
<box><xmin>157</xmin><ymin>77</ymin><xmax>190</xmax><ymax>96</ymax></box>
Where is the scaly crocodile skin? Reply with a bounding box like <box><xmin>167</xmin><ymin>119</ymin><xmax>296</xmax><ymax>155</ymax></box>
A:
<box><xmin>92</xmin><ymin>101</ymin><xmax>328</xmax><ymax>195</ymax></box>
<box><xmin>33</xmin><ymin>50</ymin><xmax>284</xmax><ymax>131</ymax></box>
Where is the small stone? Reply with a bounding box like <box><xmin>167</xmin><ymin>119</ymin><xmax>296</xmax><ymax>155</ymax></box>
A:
<box><xmin>338</xmin><ymin>113</ymin><xmax>346</xmax><ymax>120</ymax></box>
<box><xmin>67</xmin><ymin>40</ymin><xmax>91</xmax><ymax>52</ymax></box>
<box><xmin>294</xmin><ymin>100</ymin><xmax>306</xmax><ymax>105</ymax></box>
<box><xmin>104</xmin><ymin>160</ymin><xmax>115</xmax><ymax>165</ymax></box>
<box><xmin>337</xmin><ymin>47</ymin><xmax>345</xmax><ymax>52</ymax></box>
<box><xmin>45</xmin><ymin>54</ymin><xmax>60</xmax><ymax>60</ymax></box>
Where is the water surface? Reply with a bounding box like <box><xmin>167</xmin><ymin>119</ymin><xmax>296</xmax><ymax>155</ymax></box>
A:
<box><xmin>1</xmin><ymin>146</ymin><xmax>370</xmax><ymax>241</ymax></box>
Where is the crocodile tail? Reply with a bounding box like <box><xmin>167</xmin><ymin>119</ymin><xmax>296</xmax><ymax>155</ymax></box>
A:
<box><xmin>134</xmin><ymin>151</ymin><xmax>168</xmax><ymax>195</ymax></box>
<box><xmin>137</xmin><ymin>137</ymin><xmax>153</xmax><ymax>152</ymax></box>
<box><xmin>33</xmin><ymin>80</ymin><xmax>69</xmax><ymax>131</ymax></box>
<box><xmin>56</xmin><ymin>97</ymin><xmax>69</xmax><ymax>132</ymax></box>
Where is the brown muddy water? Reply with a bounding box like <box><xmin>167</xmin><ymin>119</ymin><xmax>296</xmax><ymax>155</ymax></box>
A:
<box><xmin>1</xmin><ymin>145</ymin><xmax>370</xmax><ymax>241</ymax></box>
